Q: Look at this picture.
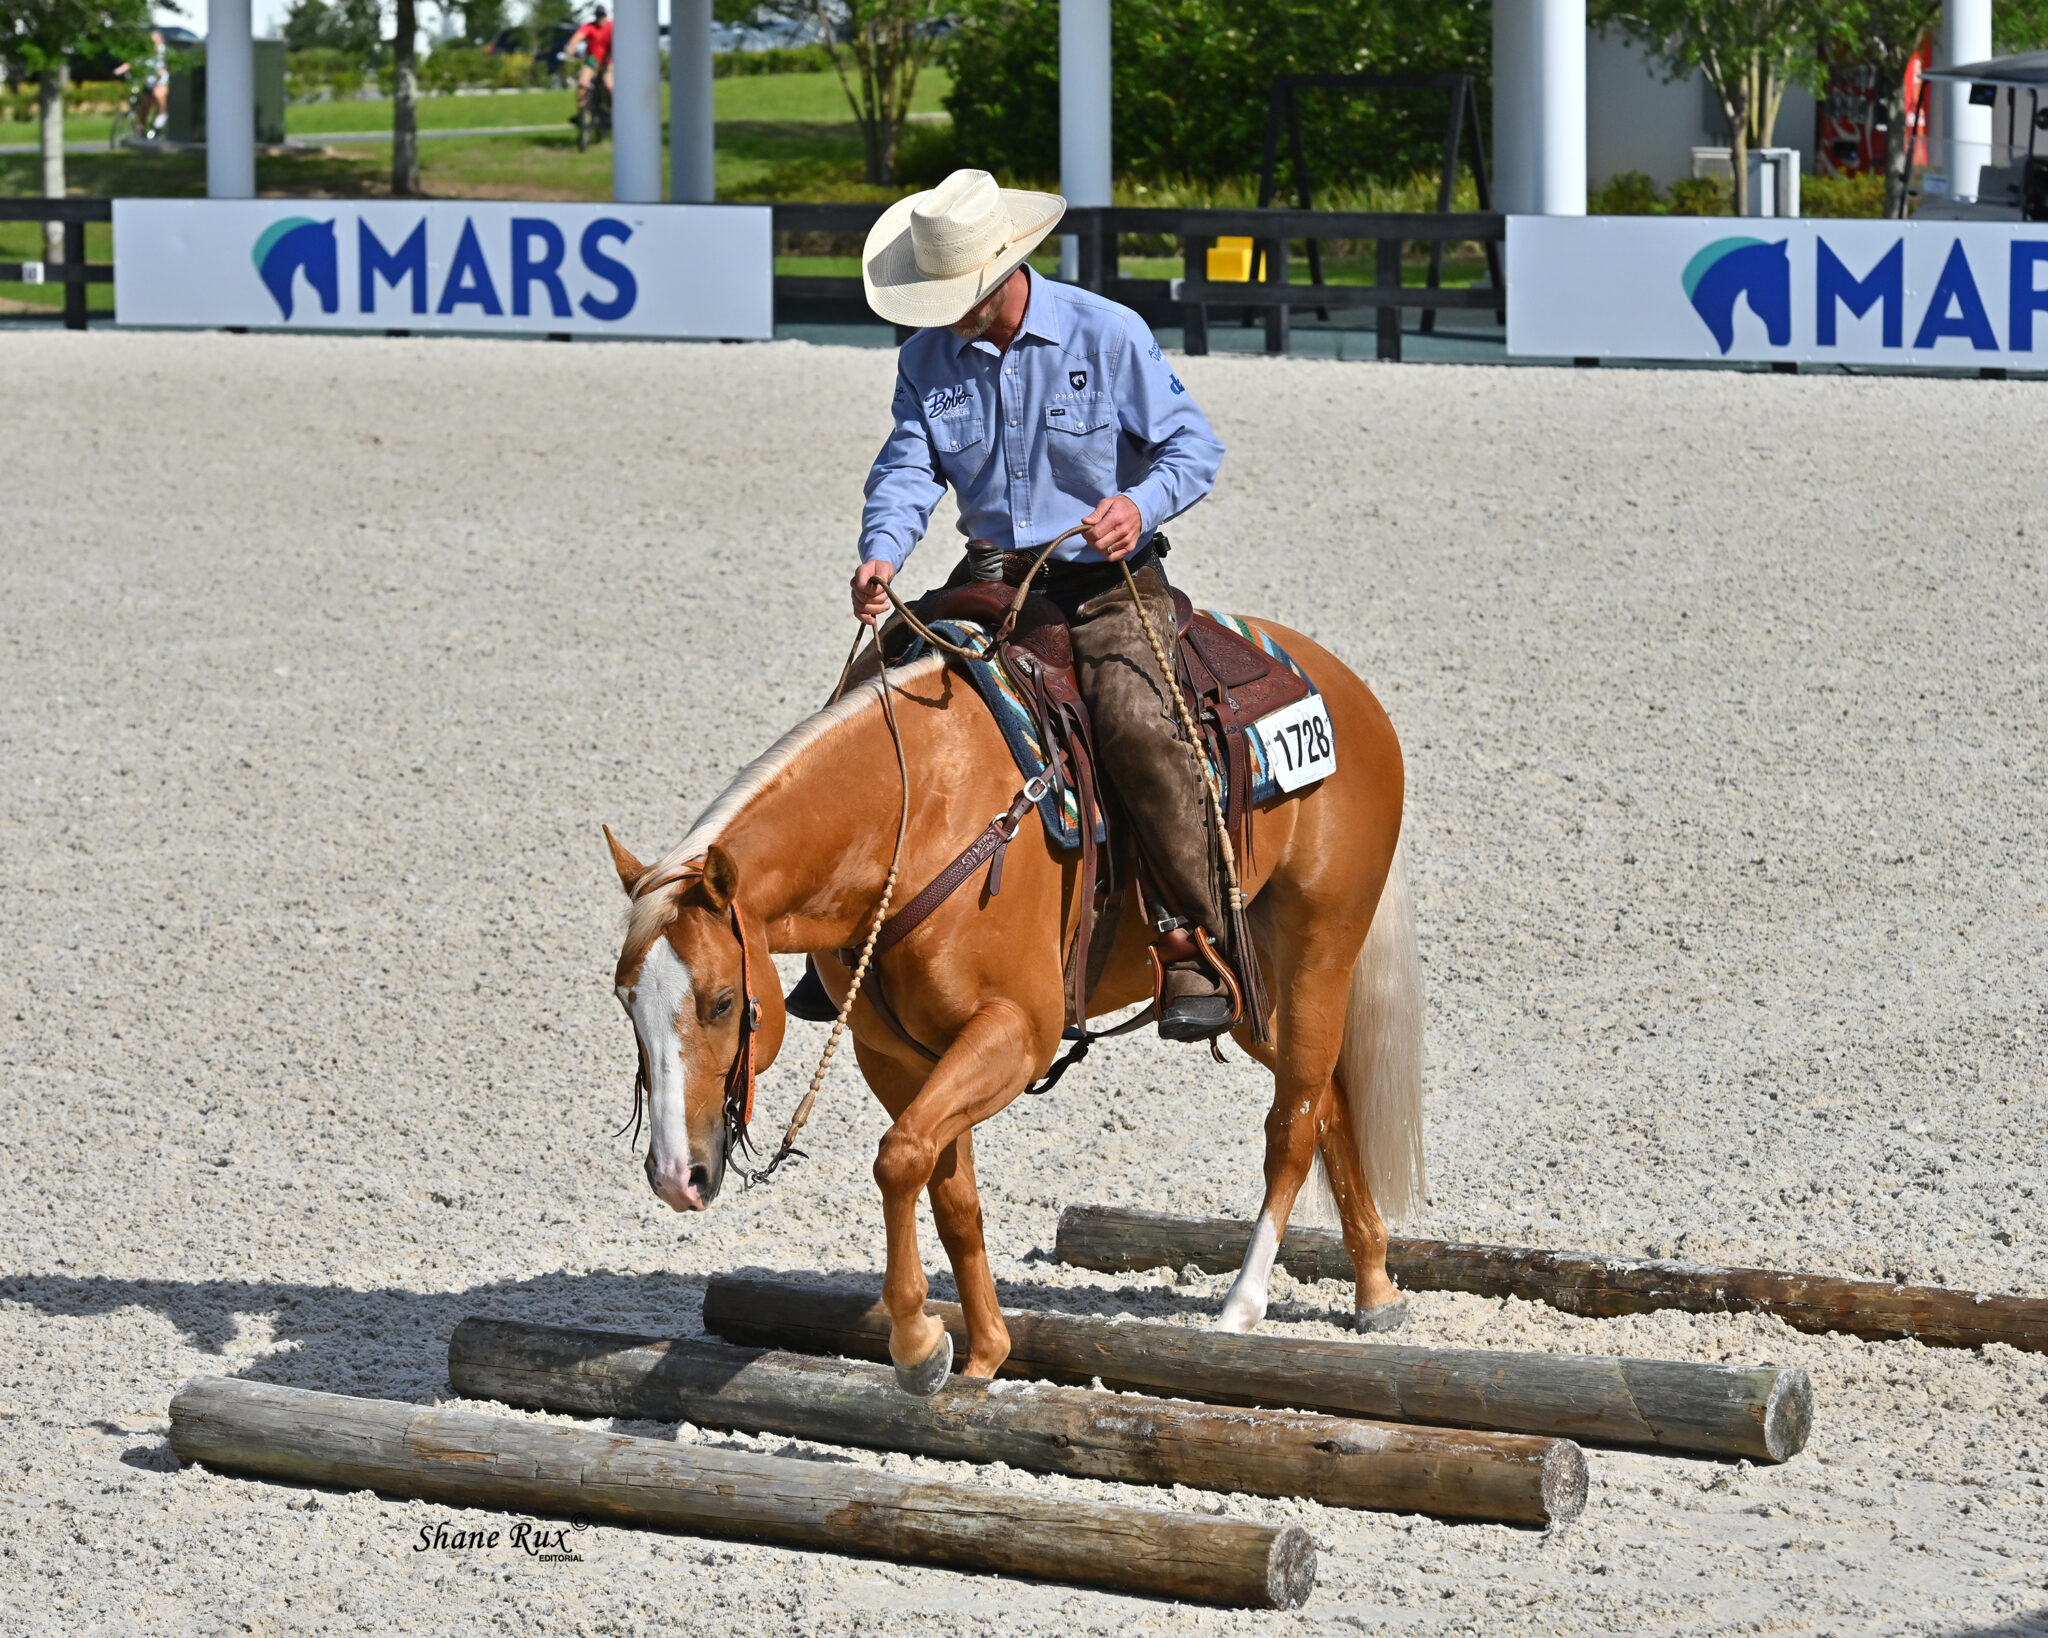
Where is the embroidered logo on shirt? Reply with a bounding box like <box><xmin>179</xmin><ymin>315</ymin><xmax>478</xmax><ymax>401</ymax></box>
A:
<box><xmin>923</xmin><ymin>384</ymin><xmax>972</xmax><ymax>418</ymax></box>
<box><xmin>1048</xmin><ymin>406</ymin><xmax>1066</xmax><ymax>416</ymax></box>
<box><xmin>1069</xmin><ymin>370</ymin><xmax>1088</xmax><ymax>391</ymax></box>
<box><xmin>1168</xmin><ymin>373</ymin><xmax>1187</xmax><ymax>395</ymax></box>
<box><xmin>1148</xmin><ymin>340</ymin><xmax>1163</xmax><ymax>361</ymax></box>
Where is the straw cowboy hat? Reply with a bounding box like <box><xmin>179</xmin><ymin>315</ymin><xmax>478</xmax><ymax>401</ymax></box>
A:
<box><xmin>863</xmin><ymin>169</ymin><xmax>1066</xmax><ymax>328</ymax></box>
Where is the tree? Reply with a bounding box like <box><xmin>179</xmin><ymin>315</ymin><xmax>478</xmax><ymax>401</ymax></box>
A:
<box><xmin>752</xmin><ymin>0</ymin><xmax>943</xmax><ymax>184</ymax></box>
<box><xmin>1591</xmin><ymin>0</ymin><xmax>1825</xmax><ymax>215</ymax></box>
<box><xmin>393</xmin><ymin>0</ymin><xmax>421</xmax><ymax>194</ymax></box>
<box><xmin>282</xmin><ymin>0</ymin><xmax>387</xmax><ymax>58</ymax></box>
<box><xmin>0</xmin><ymin>0</ymin><xmax>156</xmax><ymax>261</ymax></box>
<box><xmin>944</xmin><ymin>0</ymin><xmax>1490</xmax><ymax>191</ymax></box>
<box><xmin>1828</xmin><ymin>0</ymin><xmax>1938</xmax><ymax>217</ymax></box>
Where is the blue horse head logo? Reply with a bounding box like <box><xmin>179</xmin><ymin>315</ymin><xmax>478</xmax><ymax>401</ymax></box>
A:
<box><xmin>1682</xmin><ymin>237</ymin><xmax>1791</xmax><ymax>354</ymax></box>
<box><xmin>251</xmin><ymin>217</ymin><xmax>339</xmax><ymax>320</ymax></box>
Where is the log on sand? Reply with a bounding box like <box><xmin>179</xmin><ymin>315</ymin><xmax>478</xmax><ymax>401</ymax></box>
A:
<box><xmin>1054</xmin><ymin>1204</ymin><xmax>2048</xmax><ymax>1355</ymax></box>
<box><xmin>449</xmin><ymin>1317</ymin><xmax>1586</xmax><ymax>1528</ymax></box>
<box><xmin>168</xmin><ymin>1375</ymin><xmax>1313</xmax><ymax>1609</ymax></box>
<box><xmin>701</xmin><ymin>1275</ymin><xmax>1813</xmax><ymax>1463</ymax></box>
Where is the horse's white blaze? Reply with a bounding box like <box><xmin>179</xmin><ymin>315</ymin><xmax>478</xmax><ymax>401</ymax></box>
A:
<box><xmin>622</xmin><ymin>937</ymin><xmax>694</xmax><ymax>1180</ymax></box>
<box><xmin>1217</xmin><ymin>1211</ymin><xmax>1280</xmax><ymax>1333</ymax></box>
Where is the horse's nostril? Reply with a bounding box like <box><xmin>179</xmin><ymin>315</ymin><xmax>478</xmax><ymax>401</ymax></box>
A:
<box><xmin>688</xmin><ymin>1164</ymin><xmax>711</xmax><ymax>1196</ymax></box>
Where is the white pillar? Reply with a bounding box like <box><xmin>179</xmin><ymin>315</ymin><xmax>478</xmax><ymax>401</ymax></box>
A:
<box><xmin>669</xmin><ymin>0</ymin><xmax>714</xmax><ymax>202</ymax></box>
<box><xmin>1492</xmin><ymin>0</ymin><xmax>1585</xmax><ymax>215</ymax></box>
<box><xmin>206</xmin><ymin>0</ymin><xmax>255</xmax><ymax>199</ymax></box>
<box><xmin>612</xmin><ymin>0</ymin><xmax>662</xmax><ymax>203</ymax></box>
<box><xmin>1940</xmin><ymin>0</ymin><xmax>1993</xmax><ymax>201</ymax></box>
<box><xmin>1058</xmin><ymin>0</ymin><xmax>1111</xmax><ymax>281</ymax></box>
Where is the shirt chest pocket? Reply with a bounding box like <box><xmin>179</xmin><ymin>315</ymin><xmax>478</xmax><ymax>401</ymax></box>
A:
<box><xmin>1044</xmin><ymin>400</ymin><xmax>1118</xmax><ymax>496</ymax></box>
<box><xmin>929</xmin><ymin>406</ymin><xmax>988</xmax><ymax>481</ymax></box>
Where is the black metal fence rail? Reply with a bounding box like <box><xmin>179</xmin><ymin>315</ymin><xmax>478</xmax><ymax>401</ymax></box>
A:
<box><xmin>0</xmin><ymin>198</ymin><xmax>115</xmax><ymax>330</ymax></box>
<box><xmin>772</xmin><ymin>202</ymin><xmax>1507</xmax><ymax>359</ymax></box>
<box><xmin>2</xmin><ymin>197</ymin><xmax>1505</xmax><ymax>355</ymax></box>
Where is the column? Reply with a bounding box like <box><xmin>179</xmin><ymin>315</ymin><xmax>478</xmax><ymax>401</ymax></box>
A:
<box><xmin>612</xmin><ymin>0</ymin><xmax>662</xmax><ymax>203</ymax></box>
<box><xmin>1492</xmin><ymin>0</ymin><xmax>1585</xmax><ymax>215</ymax></box>
<box><xmin>1940</xmin><ymin>0</ymin><xmax>1992</xmax><ymax>201</ymax></box>
<box><xmin>670</xmin><ymin>0</ymin><xmax>714</xmax><ymax>202</ymax></box>
<box><xmin>1059</xmin><ymin>0</ymin><xmax>1111</xmax><ymax>281</ymax></box>
<box><xmin>206</xmin><ymin>0</ymin><xmax>255</xmax><ymax>198</ymax></box>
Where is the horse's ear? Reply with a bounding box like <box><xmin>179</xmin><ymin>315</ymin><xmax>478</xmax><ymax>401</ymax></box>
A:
<box><xmin>602</xmin><ymin>825</ymin><xmax>644</xmax><ymax>896</ymax></box>
<box><xmin>699</xmin><ymin>844</ymin><xmax>740</xmax><ymax>914</ymax></box>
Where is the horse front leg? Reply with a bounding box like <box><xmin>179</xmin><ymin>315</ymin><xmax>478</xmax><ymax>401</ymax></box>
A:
<box><xmin>926</xmin><ymin>1128</ymin><xmax>1010</xmax><ymax>1377</ymax></box>
<box><xmin>870</xmin><ymin>999</ymin><xmax>1040</xmax><ymax>1394</ymax></box>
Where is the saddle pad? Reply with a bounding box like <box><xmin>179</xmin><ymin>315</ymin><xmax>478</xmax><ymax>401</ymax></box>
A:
<box><xmin>1198</xmin><ymin>611</ymin><xmax>1322</xmax><ymax>795</ymax></box>
<box><xmin>901</xmin><ymin>615</ymin><xmax>1321</xmax><ymax>851</ymax></box>
<box><xmin>912</xmin><ymin>619</ymin><xmax>1093</xmax><ymax>848</ymax></box>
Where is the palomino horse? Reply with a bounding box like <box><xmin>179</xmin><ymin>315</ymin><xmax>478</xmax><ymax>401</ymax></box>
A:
<box><xmin>604</xmin><ymin>618</ymin><xmax>1423</xmax><ymax>1394</ymax></box>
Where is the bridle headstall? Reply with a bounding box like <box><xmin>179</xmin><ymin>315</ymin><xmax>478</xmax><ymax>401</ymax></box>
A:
<box><xmin>621</xmin><ymin>860</ymin><xmax>763</xmax><ymax>1164</ymax></box>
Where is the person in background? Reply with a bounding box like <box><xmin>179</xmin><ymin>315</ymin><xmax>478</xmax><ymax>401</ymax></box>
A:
<box><xmin>114</xmin><ymin>29</ymin><xmax>169</xmax><ymax>141</ymax></box>
<box><xmin>565</xmin><ymin>7</ymin><xmax>613</xmax><ymax>121</ymax></box>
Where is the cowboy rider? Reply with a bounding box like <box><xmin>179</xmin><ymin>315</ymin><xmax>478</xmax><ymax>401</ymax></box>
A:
<box><xmin>851</xmin><ymin>168</ymin><xmax>1237</xmax><ymax>1042</ymax></box>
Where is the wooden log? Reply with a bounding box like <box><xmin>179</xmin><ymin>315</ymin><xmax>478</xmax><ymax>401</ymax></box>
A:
<box><xmin>168</xmin><ymin>1375</ymin><xmax>1313</xmax><ymax>1609</ymax></box>
<box><xmin>701</xmin><ymin>1275</ymin><xmax>1813</xmax><ymax>1464</ymax></box>
<box><xmin>449</xmin><ymin>1317</ymin><xmax>1586</xmax><ymax>1528</ymax></box>
<box><xmin>1055</xmin><ymin>1204</ymin><xmax>2048</xmax><ymax>1355</ymax></box>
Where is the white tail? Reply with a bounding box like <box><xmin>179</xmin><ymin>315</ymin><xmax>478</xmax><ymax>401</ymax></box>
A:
<box><xmin>1334</xmin><ymin>840</ymin><xmax>1426</xmax><ymax>1225</ymax></box>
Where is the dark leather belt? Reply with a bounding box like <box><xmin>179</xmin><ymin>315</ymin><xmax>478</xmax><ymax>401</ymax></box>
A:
<box><xmin>1001</xmin><ymin>539</ymin><xmax>1162</xmax><ymax>591</ymax></box>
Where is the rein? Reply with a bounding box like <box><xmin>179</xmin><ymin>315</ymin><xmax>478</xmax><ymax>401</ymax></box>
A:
<box><xmin>741</xmin><ymin>624</ymin><xmax>913</xmax><ymax>1182</ymax></box>
<box><xmin>623</xmin><ymin>524</ymin><xmax>1247</xmax><ymax>1185</ymax></box>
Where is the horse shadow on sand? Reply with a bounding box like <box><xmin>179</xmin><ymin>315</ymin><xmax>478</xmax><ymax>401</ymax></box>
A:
<box><xmin>3</xmin><ymin>1261</ymin><xmax>1332</xmax><ymax>1470</ymax></box>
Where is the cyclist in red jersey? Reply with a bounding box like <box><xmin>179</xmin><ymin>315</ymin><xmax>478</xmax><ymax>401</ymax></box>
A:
<box><xmin>566</xmin><ymin>8</ymin><xmax>613</xmax><ymax>121</ymax></box>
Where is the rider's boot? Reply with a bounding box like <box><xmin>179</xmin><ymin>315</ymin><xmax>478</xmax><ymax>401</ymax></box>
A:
<box><xmin>1158</xmin><ymin>959</ymin><xmax>1235</xmax><ymax>1041</ymax></box>
<box><xmin>1151</xmin><ymin>923</ymin><xmax>1239</xmax><ymax>1042</ymax></box>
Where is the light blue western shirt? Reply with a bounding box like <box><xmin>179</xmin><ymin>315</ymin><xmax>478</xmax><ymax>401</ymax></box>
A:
<box><xmin>858</xmin><ymin>270</ymin><xmax>1226</xmax><ymax>571</ymax></box>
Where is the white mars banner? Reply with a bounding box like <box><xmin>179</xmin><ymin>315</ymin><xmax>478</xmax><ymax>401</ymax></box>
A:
<box><xmin>114</xmin><ymin>199</ymin><xmax>773</xmax><ymax>340</ymax></box>
<box><xmin>1509</xmin><ymin>215</ymin><xmax>2048</xmax><ymax>368</ymax></box>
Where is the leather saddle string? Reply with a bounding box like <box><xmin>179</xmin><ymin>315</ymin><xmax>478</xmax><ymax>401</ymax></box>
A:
<box><xmin>747</xmin><ymin>621</ymin><xmax>914</xmax><ymax>1183</ymax></box>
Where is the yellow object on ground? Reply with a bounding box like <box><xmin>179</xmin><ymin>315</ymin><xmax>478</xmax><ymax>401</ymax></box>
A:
<box><xmin>1206</xmin><ymin>237</ymin><xmax>1255</xmax><ymax>281</ymax></box>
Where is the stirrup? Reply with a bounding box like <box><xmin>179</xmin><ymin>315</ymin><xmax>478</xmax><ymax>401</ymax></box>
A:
<box><xmin>1148</xmin><ymin>927</ymin><xmax>1243</xmax><ymax>1047</ymax></box>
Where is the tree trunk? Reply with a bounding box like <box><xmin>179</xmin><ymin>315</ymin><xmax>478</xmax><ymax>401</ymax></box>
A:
<box><xmin>1882</xmin><ymin>81</ymin><xmax>1913</xmax><ymax>218</ymax></box>
<box><xmin>393</xmin><ymin>0</ymin><xmax>421</xmax><ymax>196</ymax></box>
<box><xmin>1731</xmin><ymin>106</ymin><xmax>1750</xmax><ymax>217</ymax></box>
<box><xmin>38</xmin><ymin>66</ymin><xmax>67</xmax><ymax>266</ymax></box>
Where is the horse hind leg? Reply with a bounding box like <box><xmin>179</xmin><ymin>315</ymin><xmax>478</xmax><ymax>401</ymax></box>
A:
<box><xmin>1215</xmin><ymin>959</ymin><xmax>1350</xmax><ymax>1334</ymax></box>
<box><xmin>1317</xmin><ymin>844</ymin><xmax>1426</xmax><ymax>1327</ymax></box>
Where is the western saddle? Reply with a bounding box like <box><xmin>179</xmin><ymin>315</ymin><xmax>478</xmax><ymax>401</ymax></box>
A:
<box><xmin>793</xmin><ymin>575</ymin><xmax>1312</xmax><ymax>1070</ymax></box>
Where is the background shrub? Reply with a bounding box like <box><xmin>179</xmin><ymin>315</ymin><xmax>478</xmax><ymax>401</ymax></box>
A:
<box><xmin>1666</xmin><ymin>175</ymin><xmax>1730</xmax><ymax>215</ymax></box>
<box><xmin>944</xmin><ymin>0</ymin><xmax>1491</xmax><ymax>188</ymax></box>
<box><xmin>1802</xmin><ymin>171</ymin><xmax>1886</xmax><ymax>217</ymax></box>
<box><xmin>1589</xmin><ymin>168</ymin><xmax>1660</xmax><ymax>214</ymax></box>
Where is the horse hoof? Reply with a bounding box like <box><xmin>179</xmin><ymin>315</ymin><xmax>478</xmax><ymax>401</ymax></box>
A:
<box><xmin>1349</xmin><ymin>1297</ymin><xmax>1409</xmax><ymax>1333</ymax></box>
<box><xmin>892</xmin><ymin>1329</ymin><xmax>953</xmax><ymax>1397</ymax></box>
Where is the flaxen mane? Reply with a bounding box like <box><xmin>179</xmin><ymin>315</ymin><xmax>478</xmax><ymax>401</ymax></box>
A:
<box><xmin>623</xmin><ymin>656</ymin><xmax>946</xmax><ymax>953</ymax></box>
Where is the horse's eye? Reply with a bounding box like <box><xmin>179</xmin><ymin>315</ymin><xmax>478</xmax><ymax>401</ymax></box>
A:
<box><xmin>709</xmin><ymin>992</ymin><xmax>735</xmax><ymax>1022</ymax></box>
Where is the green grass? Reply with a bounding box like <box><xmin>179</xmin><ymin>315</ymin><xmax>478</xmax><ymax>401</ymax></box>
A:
<box><xmin>0</xmin><ymin>67</ymin><xmax>950</xmax><ymax>145</ymax></box>
<box><xmin>1</xmin><ymin>66</ymin><xmax>960</xmax><ymax>311</ymax></box>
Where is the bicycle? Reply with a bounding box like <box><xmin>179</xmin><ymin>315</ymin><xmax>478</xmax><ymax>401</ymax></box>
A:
<box><xmin>108</xmin><ymin>79</ymin><xmax>157</xmax><ymax>149</ymax></box>
<box><xmin>574</xmin><ymin>68</ymin><xmax>611</xmax><ymax>151</ymax></box>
